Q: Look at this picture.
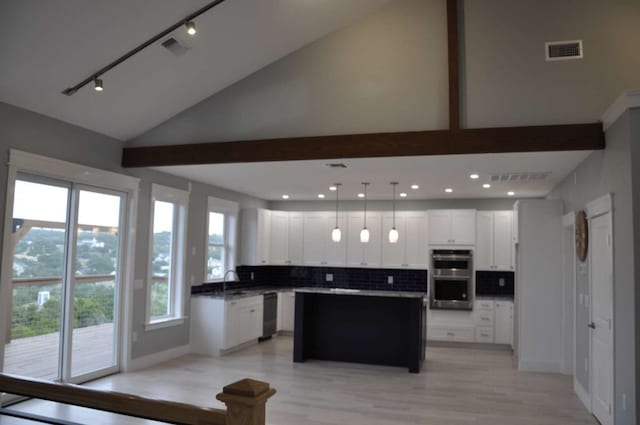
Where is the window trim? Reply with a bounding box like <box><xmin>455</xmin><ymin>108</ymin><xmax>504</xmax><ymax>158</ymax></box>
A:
<box><xmin>204</xmin><ymin>196</ymin><xmax>239</xmax><ymax>283</ymax></box>
<box><xmin>146</xmin><ymin>184</ymin><xmax>189</xmax><ymax>326</ymax></box>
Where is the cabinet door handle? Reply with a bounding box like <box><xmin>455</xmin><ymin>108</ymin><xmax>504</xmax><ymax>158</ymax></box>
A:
<box><xmin>250</xmin><ymin>309</ymin><xmax>255</xmax><ymax>313</ymax></box>
<box><xmin>446</xmin><ymin>332</ymin><xmax>455</xmax><ymax>337</ymax></box>
<box><xmin>481</xmin><ymin>317</ymin><xmax>490</xmax><ymax>321</ymax></box>
<box><xmin>231</xmin><ymin>302</ymin><xmax>237</xmax><ymax>305</ymax></box>
<box><xmin>481</xmin><ymin>333</ymin><xmax>489</xmax><ymax>337</ymax></box>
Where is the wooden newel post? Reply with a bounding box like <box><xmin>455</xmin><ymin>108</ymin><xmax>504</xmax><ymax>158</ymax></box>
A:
<box><xmin>216</xmin><ymin>378</ymin><xmax>276</xmax><ymax>425</ymax></box>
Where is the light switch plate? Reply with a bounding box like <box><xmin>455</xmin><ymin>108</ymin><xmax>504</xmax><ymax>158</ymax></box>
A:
<box><xmin>326</xmin><ymin>273</ymin><xmax>333</xmax><ymax>282</ymax></box>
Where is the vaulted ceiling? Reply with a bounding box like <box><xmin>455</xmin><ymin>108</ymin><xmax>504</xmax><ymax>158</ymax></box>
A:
<box><xmin>0</xmin><ymin>0</ymin><xmax>391</xmax><ymax>140</ymax></box>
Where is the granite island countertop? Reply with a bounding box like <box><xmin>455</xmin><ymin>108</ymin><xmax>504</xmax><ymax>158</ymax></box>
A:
<box><xmin>192</xmin><ymin>286</ymin><xmax>426</xmax><ymax>300</ymax></box>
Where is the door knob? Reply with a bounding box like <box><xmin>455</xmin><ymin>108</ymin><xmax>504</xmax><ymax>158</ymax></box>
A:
<box><xmin>588</xmin><ymin>322</ymin><xmax>596</xmax><ymax>329</ymax></box>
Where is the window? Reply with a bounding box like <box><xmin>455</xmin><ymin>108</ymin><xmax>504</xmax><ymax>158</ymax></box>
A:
<box><xmin>147</xmin><ymin>184</ymin><xmax>189</xmax><ymax>326</ymax></box>
<box><xmin>205</xmin><ymin>197</ymin><xmax>238</xmax><ymax>281</ymax></box>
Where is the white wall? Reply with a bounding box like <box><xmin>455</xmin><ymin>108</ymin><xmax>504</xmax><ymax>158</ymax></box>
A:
<box><xmin>547</xmin><ymin>106</ymin><xmax>639</xmax><ymax>424</ymax></box>
<box><xmin>515</xmin><ymin>200</ymin><xmax>564</xmax><ymax>373</ymax></box>
<box><xmin>129</xmin><ymin>0</ymin><xmax>640</xmax><ymax>147</ymax></box>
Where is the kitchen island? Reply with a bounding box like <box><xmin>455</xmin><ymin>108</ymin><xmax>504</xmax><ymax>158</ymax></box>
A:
<box><xmin>293</xmin><ymin>288</ymin><xmax>426</xmax><ymax>373</ymax></box>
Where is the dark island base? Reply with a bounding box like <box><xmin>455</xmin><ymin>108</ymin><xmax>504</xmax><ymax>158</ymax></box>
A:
<box><xmin>293</xmin><ymin>292</ymin><xmax>426</xmax><ymax>373</ymax></box>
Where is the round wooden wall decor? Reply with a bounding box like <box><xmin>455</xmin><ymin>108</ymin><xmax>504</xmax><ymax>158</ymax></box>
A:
<box><xmin>575</xmin><ymin>210</ymin><xmax>588</xmax><ymax>262</ymax></box>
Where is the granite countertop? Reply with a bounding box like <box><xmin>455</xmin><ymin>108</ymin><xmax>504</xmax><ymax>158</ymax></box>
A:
<box><xmin>192</xmin><ymin>286</ymin><xmax>427</xmax><ymax>300</ymax></box>
<box><xmin>295</xmin><ymin>287</ymin><xmax>427</xmax><ymax>299</ymax></box>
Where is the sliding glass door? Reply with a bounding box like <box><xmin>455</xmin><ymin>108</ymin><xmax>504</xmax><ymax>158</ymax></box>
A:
<box><xmin>3</xmin><ymin>176</ymin><xmax>125</xmax><ymax>382</ymax></box>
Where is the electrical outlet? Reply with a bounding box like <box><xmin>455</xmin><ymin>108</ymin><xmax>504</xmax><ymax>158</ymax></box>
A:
<box><xmin>326</xmin><ymin>273</ymin><xmax>334</xmax><ymax>282</ymax></box>
<box><xmin>132</xmin><ymin>331</ymin><xmax>138</xmax><ymax>342</ymax></box>
<box><xmin>498</xmin><ymin>278</ymin><xmax>505</xmax><ymax>287</ymax></box>
<box><xmin>622</xmin><ymin>393</ymin><xmax>627</xmax><ymax>410</ymax></box>
<box><xmin>190</xmin><ymin>275</ymin><xmax>194</xmax><ymax>285</ymax></box>
<box><xmin>387</xmin><ymin>276</ymin><xmax>394</xmax><ymax>285</ymax></box>
<box><xmin>251</xmin><ymin>272</ymin><xmax>254</xmax><ymax>281</ymax></box>
<box><xmin>134</xmin><ymin>279</ymin><xmax>143</xmax><ymax>290</ymax></box>
<box><xmin>191</xmin><ymin>247</ymin><xmax>196</xmax><ymax>256</ymax></box>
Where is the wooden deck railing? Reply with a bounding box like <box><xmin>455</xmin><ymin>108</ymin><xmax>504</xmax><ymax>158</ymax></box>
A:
<box><xmin>0</xmin><ymin>373</ymin><xmax>276</xmax><ymax>425</ymax></box>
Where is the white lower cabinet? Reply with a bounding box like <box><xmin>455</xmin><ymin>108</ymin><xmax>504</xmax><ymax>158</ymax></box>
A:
<box><xmin>427</xmin><ymin>298</ymin><xmax>513</xmax><ymax>347</ymax></box>
<box><xmin>277</xmin><ymin>291</ymin><xmax>295</xmax><ymax>332</ymax></box>
<box><xmin>494</xmin><ymin>300</ymin><xmax>514</xmax><ymax>346</ymax></box>
<box><xmin>225</xmin><ymin>296</ymin><xmax>263</xmax><ymax>350</ymax></box>
<box><xmin>190</xmin><ymin>295</ymin><xmax>263</xmax><ymax>356</ymax></box>
<box><xmin>429</xmin><ymin>326</ymin><xmax>475</xmax><ymax>342</ymax></box>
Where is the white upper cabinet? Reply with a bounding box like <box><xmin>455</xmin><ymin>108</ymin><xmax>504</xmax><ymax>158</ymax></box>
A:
<box><xmin>302</xmin><ymin>212</ymin><xmax>327</xmax><ymax>266</ymax></box>
<box><xmin>288</xmin><ymin>212</ymin><xmax>304</xmax><ymax>265</ymax></box>
<box><xmin>269</xmin><ymin>211</ymin><xmax>304</xmax><ymax>265</ymax></box>
<box><xmin>475</xmin><ymin>212</ymin><xmax>494</xmax><ymax>269</ymax></box>
<box><xmin>475</xmin><ymin>211</ymin><xmax>513</xmax><ymax>270</ymax></box>
<box><xmin>382</xmin><ymin>211</ymin><xmax>428</xmax><ymax>268</ymax></box>
<box><xmin>428</xmin><ymin>210</ymin><xmax>476</xmax><ymax>245</ymax></box>
<box><xmin>302</xmin><ymin>212</ymin><xmax>347</xmax><ymax>266</ymax></box>
<box><xmin>269</xmin><ymin>211</ymin><xmax>289</xmax><ymax>265</ymax></box>
<box><xmin>240</xmin><ymin>208</ymin><xmax>271</xmax><ymax>266</ymax></box>
<box><xmin>347</xmin><ymin>212</ymin><xmax>382</xmax><ymax>267</ymax></box>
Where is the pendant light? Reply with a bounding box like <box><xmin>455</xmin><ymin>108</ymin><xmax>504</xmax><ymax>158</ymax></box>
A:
<box><xmin>389</xmin><ymin>182</ymin><xmax>399</xmax><ymax>243</ymax></box>
<box><xmin>331</xmin><ymin>183</ymin><xmax>342</xmax><ymax>243</ymax></box>
<box><xmin>360</xmin><ymin>182</ymin><xmax>370</xmax><ymax>243</ymax></box>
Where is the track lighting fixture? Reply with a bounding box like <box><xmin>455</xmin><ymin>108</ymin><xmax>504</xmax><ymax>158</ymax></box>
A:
<box><xmin>61</xmin><ymin>0</ymin><xmax>226</xmax><ymax>95</ymax></box>
<box><xmin>360</xmin><ymin>182</ymin><xmax>370</xmax><ymax>243</ymax></box>
<box><xmin>186</xmin><ymin>21</ymin><xmax>197</xmax><ymax>35</ymax></box>
<box><xmin>93</xmin><ymin>78</ymin><xmax>103</xmax><ymax>92</ymax></box>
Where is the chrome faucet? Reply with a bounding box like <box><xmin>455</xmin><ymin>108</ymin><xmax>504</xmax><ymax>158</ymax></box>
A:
<box><xmin>223</xmin><ymin>270</ymin><xmax>239</xmax><ymax>294</ymax></box>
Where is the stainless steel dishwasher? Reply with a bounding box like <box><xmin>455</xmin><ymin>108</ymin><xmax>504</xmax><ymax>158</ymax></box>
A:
<box><xmin>261</xmin><ymin>292</ymin><xmax>278</xmax><ymax>340</ymax></box>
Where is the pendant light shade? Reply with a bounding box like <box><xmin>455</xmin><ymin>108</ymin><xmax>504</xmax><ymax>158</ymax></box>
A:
<box><xmin>360</xmin><ymin>182</ymin><xmax>370</xmax><ymax>243</ymax></box>
<box><xmin>331</xmin><ymin>183</ymin><xmax>342</xmax><ymax>243</ymax></box>
<box><xmin>389</xmin><ymin>182</ymin><xmax>399</xmax><ymax>243</ymax></box>
<box><xmin>360</xmin><ymin>227</ymin><xmax>370</xmax><ymax>243</ymax></box>
<box><xmin>389</xmin><ymin>227</ymin><xmax>399</xmax><ymax>244</ymax></box>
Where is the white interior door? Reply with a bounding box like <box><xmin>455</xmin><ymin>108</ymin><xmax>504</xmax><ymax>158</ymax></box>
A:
<box><xmin>590</xmin><ymin>213</ymin><xmax>613</xmax><ymax>425</ymax></box>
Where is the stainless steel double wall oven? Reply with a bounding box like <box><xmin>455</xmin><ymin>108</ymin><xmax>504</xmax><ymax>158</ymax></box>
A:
<box><xmin>430</xmin><ymin>249</ymin><xmax>473</xmax><ymax>310</ymax></box>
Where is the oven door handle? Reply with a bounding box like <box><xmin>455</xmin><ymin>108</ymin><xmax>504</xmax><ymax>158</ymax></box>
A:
<box><xmin>432</xmin><ymin>255</ymin><xmax>472</xmax><ymax>260</ymax></box>
<box><xmin>432</xmin><ymin>275</ymin><xmax>471</xmax><ymax>280</ymax></box>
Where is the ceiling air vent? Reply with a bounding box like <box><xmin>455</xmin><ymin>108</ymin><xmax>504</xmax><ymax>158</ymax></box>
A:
<box><xmin>325</xmin><ymin>163</ymin><xmax>347</xmax><ymax>169</ymax></box>
<box><xmin>161</xmin><ymin>37</ymin><xmax>189</xmax><ymax>56</ymax></box>
<box><xmin>545</xmin><ymin>40</ymin><xmax>583</xmax><ymax>61</ymax></box>
<box><xmin>490</xmin><ymin>172</ymin><xmax>551</xmax><ymax>182</ymax></box>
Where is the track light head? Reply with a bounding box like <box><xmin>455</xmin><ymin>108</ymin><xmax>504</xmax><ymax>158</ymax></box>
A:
<box><xmin>186</xmin><ymin>21</ymin><xmax>197</xmax><ymax>35</ymax></box>
<box><xmin>94</xmin><ymin>78</ymin><xmax>103</xmax><ymax>92</ymax></box>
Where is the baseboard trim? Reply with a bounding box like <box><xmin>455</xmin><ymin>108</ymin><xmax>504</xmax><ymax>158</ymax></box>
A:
<box><xmin>125</xmin><ymin>344</ymin><xmax>191</xmax><ymax>372</ymax></box>
<box><xmin>574</xmin><ymin>380</ymin><xmax>590</xmax><ymax>412</ymax></box>
<box><xmin>518</xmin><ymin>359</ymin><xmax>562</xmax><ymax>373</ymax></box>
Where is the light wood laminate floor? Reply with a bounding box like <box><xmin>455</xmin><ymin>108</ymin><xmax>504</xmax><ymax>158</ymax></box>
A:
<box><xmin>9</xmin><ymin>336</ymin><xmax>597</xmax><ymax>425</ymax></box>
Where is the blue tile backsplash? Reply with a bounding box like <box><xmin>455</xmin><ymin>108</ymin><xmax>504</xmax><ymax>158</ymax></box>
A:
<box><xmin>191</xmin><ymin>266</ymin><xmax>428</xmax><ymax>295</ymax></box>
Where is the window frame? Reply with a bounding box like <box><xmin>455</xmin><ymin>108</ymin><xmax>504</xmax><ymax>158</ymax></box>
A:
<box><xmin>145</xmin><ymin>184</ymin><xmax>189</xmax><ymax>329</ymax></box>
<box><xmin>204</xmin><ymin>196</ymin><xmax>239</xmax><ymax>283</ymax></box>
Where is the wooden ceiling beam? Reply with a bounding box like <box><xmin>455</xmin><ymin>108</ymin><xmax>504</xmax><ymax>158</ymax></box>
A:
<box><xmin>121</xmin><ymin>123</ymin><xmax>604</xmax><ymax>168</ymax></box>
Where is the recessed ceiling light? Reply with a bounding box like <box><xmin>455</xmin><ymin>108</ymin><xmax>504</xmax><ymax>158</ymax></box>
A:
<box><xmin>508</xmin><ymin>191</ymin><xmax>515</xmax><ymax>196</ymax></box>
<box><xmin>399</xmin><ymin>192</ymin><xmax>407</xmax><ymax>197</ymax></box>
<box><xmin>282</xmin><ymin>194</ymin><xmax>289</xmax><ymax>199</ymax></box>
<box><xmin>329</xmin><ymin>186</ymin><xmax>337</xmax><ymax>191</ymax></box>
<box><xmin>470</xmin><ymin>173</ymin><xmax>479</xmax><ymax>179</ymax></box>
<box><xmin>411</xmin><ymin>184</ymin><xmax>419</xmax><ymax>190</ymax></box>
<box><xmin>445</xmin><ymin>188</ymin><xmax>453</xmax><ymax>193</ymax></box>
<box><xmin>483</xmin><ymin>184</ymin><xmax>491</xmax><ymax>189</ymax></box>
<box><xmin>357</xmin><ymin>193</ymin><xmax>365</xmax><ymax>198</ymax></box>
<box><xmin>317</xmin><ymin>194</ymin><xmax>325</xmax><ymax>199</ymax></box>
